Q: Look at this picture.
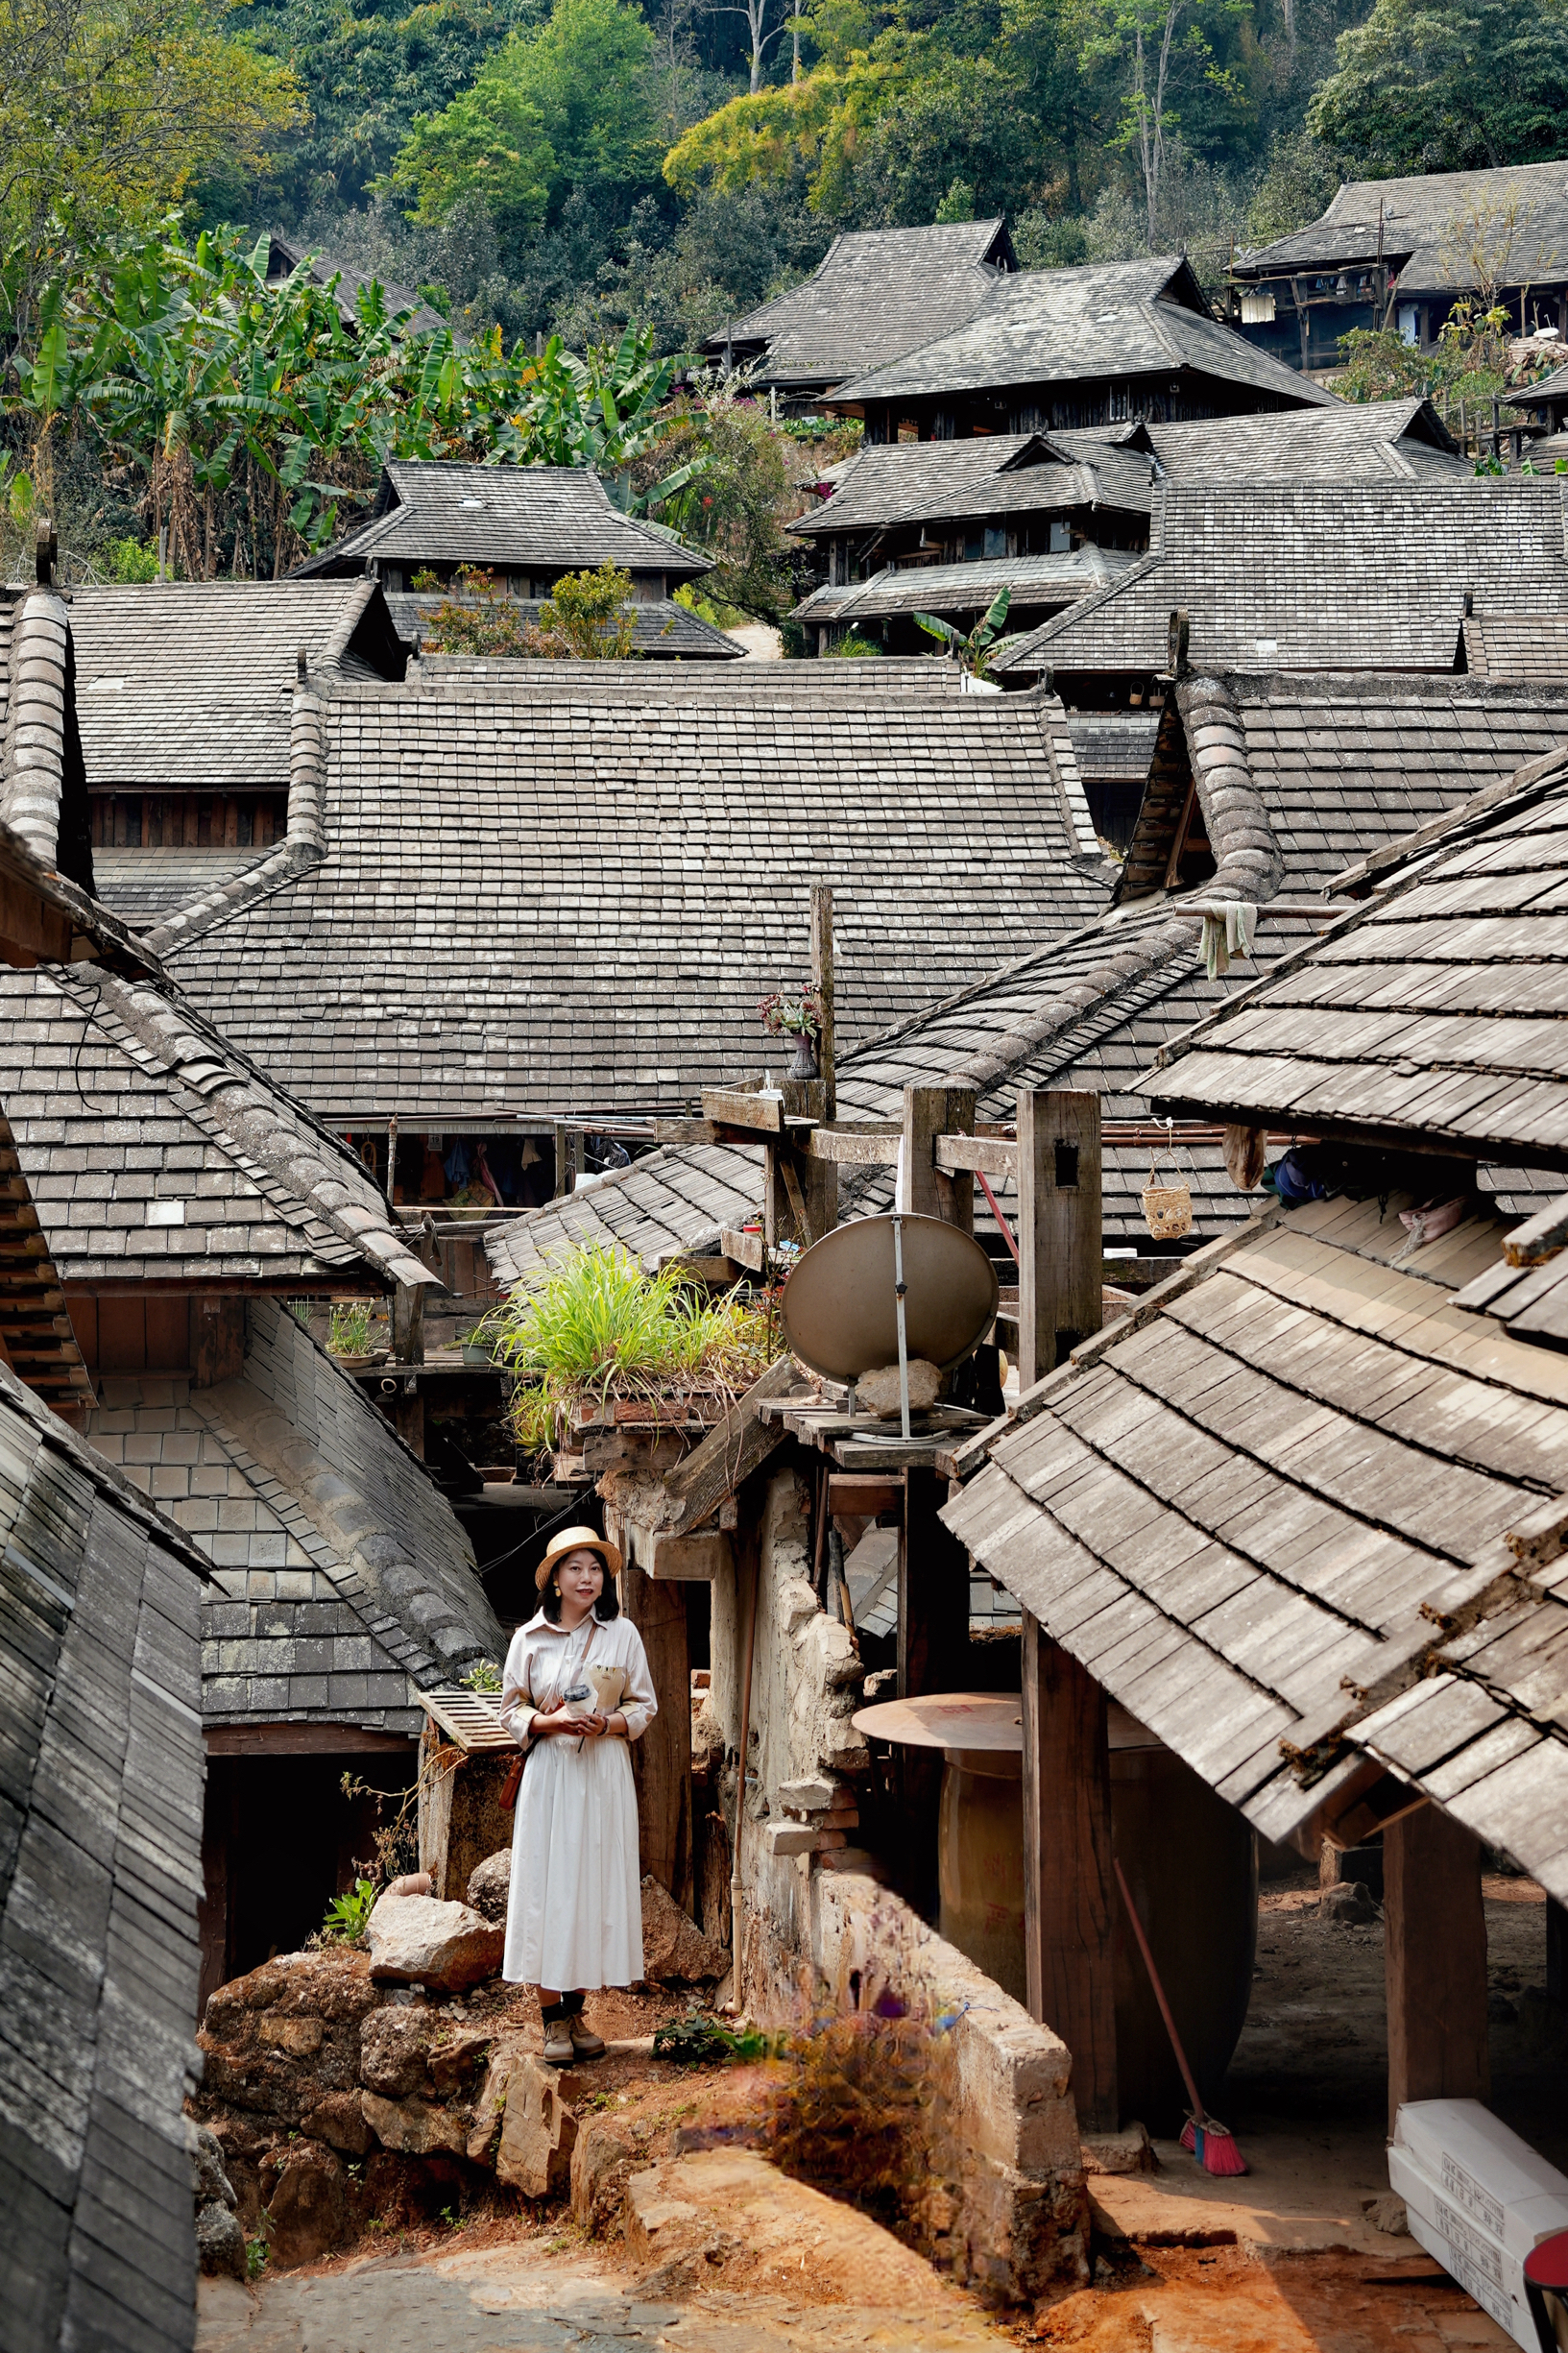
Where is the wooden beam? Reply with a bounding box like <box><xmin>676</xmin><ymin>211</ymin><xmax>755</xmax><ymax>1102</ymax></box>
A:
<box><xmin>933</xmin><ymin>1135</ymin><xmax>1019</xmax><ymax>1177</ymax></box>
<box><xmin>798</xmin><ymin>1126</ymin><xmax>903</xmax><ymax>1166</ymax></box>
<box><xmin>898</xmin><ymin>1467</ymin><xmax>969</xmax><ymax>1701</ymax></box>
<box><xmin>205</xmin><ymin>1722</ymin><xmax>415</xmax><ymax>1756</ymax></box>
<box><xmin>1385</xmin><ymin>1805</ymin><xmax>1490</xmax><ymax>2133</ymax></box>
<box><xmin>1016</xmin><ymin>1089</ymin><xmax>1102</xmax><ymax>1391</ymax></box>
<box><xmin>646</xmin><ymin>1530</ymin><xmax>731</xmax><ymax>1581</ymax></box>
<box><xmin>191</xmin><ymin>1296</ymin><xmax>246</xmax><ymax>1388</ymax></box>
<box><xmin>811</xmin><ymin>883</ymin><xmax>835</xmax><ymax>1123</ymax></box>
<box><xmin>828</xmin><ymin>1473</ymin><xmax>904</xmax><ymax>1517</ymax></box>
<box><xmin>903</xmin><ymin>1086</ymin><xmax>977</xmax><ymax>1230</ymax></box>
<box><xmin>553</xmin><ymin>1121</ymin><xmax>583</xmax><ymax>1198</ymax></box>
<box><xmin>718</xmin><ymin>1226</ymin><xmax>766</xmax><ymax>1274</ymax></box>
<box><xmin>701</xmin><ymin>1085</ymin><xmax>783</xmax><ymax>1135</ymax></box>
<box><xmin>663</xmin><ymin>1355</ymin><xmax>802</xmax><ymax>1530</ymax></box>
<box><xmin>1022</xmin><ymin>1615</ymin><xmax>1118</xmax><ymax>2132</ymax></box>
<box><xmin>393</xmin><ymin>1278</ymin><xmax>425</xmax><ymax>1365</ymax></box>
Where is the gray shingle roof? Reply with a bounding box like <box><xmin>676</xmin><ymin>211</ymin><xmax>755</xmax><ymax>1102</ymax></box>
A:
<box><xmin>705</xmin><ymin>220</ymin><xmax>1014</xmax><ymax>385</ymax></box>
<box><xmin>71</xmin><ymin>579</ymin><xmax>406</xmax><ymax>790</ymax></box>
<box><xmin>407</xmin><ymin>653</ymin><xmax>964</xmax><ymax>696</ymax></box>
<box><xmin>1149</xmin><ymin>745</ymin><xmax>1568</xmax><ymax>1171</ymax></box>
<box><xmin>84</xmin><ymin>1300</ymin><xmax>503</xmax><ymax>1732</ymax></box>
<box><xmin>0</xmin><ymin>1355</ymin><xmax>207</xmax><ymax>2353</ymax></box>
<box><xmin>806</xmin><ymin>546</ymin><xmax>1135</xmax><ymax>626</ymax></box>
<box><xmin>266</xmin><ymin>230</ymin><xmax>449</xmax><ymax>337</ymax></box>
<box><xmin>943</xmin><ymin>1187</ymin><xmax>1568</xmax><ymax>1892</ymax></box>
<box><xmin>1138</xmin><ymin>396</ymin><xmax>1469</xmax><ymax>482</ymax></box>
<box><xmin>296</xmin><ymin>461</ymin><xmax>712</xmax><ymax>581</ymax></box>
<box><xmin>0</xmin><ymin>962</ymin><xmax>435</xmax><ymax>1288</ymax></box>
<box><xmin>994</xmin><ymin>481</ymin><xmax>1568</xmax><ymax>678</ymax></box>
<box><xmin>831</xmin><ymin>256</ymin><xmax>1339</xmax><ymax>410</ymax></box>
<box><xmin>142</xmin><ymin>676</ymin><xmax>1111</xmax><ymax>1124</ymax></box>
<box><xmin>487</xmin><ymin>671</ymin><xmax>1568</xmax><ymax>1285</ymax></box>
<box><xmin>789</xmin><ymin>432</ymin><xmax>1154</xmax><ymax>538</ymax></box>
<box><xmin>1464</xmin><ymin>615</ymin><xmax>1568</xmax><ymax>682</ymax></box>
<box><xmin>90</xmin><ymin>848</ymin><xmax>268</xmax><ymax>930</ymax></box>
<box><xmin>385</xmin><ymin>590</ymin><xmax>740</xmax><ymax>659</ymax></box>
<box><xmin>1237</xmin><ymin>160</ymin><xmax>1568</xmax><ymax>299</ymax></box>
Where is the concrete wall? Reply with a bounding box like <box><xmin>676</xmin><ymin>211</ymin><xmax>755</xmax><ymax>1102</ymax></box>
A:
<box><xmin>708</xmin><ymin>1465</ymin><xmax>1088</xmax><ymax>2302</ymax></box>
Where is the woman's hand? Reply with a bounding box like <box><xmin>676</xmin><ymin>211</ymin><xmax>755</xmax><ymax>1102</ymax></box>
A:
<box><xmin>529</xmin><ymin>1706</ymin><xmax>578</xmax><ymax>1738</ymax></box>
<box><xmin>576</xmin><ymin>1711</ymin><xmax>610</xmax><ymax>1739</ymax></box>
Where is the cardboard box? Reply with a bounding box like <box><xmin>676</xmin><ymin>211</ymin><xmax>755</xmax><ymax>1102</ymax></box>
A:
<box><xmin>1389</xmin><ymin>2101</ymin><xmax>1568</xmax><ymax>2353</ymax></box>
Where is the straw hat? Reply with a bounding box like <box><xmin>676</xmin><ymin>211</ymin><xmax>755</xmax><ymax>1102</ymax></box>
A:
<box><xmin>536</xmin><ymin>1524</ymin><xmax>622</xmax><ymax>1591</ymax></box>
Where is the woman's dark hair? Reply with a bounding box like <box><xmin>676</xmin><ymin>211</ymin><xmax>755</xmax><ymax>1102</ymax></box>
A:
<box><xmin>540</xmin><ymin>1549</ymin><xmax>620</xmax><ymax>1623</ymax></box>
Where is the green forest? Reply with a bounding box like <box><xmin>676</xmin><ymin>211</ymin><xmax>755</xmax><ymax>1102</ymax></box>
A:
<box><xmin>2</xmin><ymin>0</ymin><xmax>1566</xmax><ymax>602</ymax></box>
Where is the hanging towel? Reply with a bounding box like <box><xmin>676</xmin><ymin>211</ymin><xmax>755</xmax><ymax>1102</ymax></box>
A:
<box><xmin>1201</xmin><ymin>901</ymin><xmax>1256</xmax><ymax>981</ymax></box>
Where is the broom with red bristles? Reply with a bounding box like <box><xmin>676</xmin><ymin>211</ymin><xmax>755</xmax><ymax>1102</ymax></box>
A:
<box><xmin>1114</xmin><ymin>1856</ymin><xmax>1247</xmax><ymax>2178</ymax></box>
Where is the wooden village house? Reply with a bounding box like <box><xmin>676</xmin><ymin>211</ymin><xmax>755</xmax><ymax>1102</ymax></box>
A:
<box><xmin>1229</xmin><ymin>158</ymin><xmax>1568</xmax><ymax>372</ymax></box>
<box><xmin>291</xmin><ymin>460</ymin><xmax>739</xmax><ymax>660</ymax></box>
<box><xmin>824</xmin><ymin>256</ymin><xmax>1336</xmax><ymax>445</ymax></box>
<box><xmin>789</xmin><ymin>398</ymin><xmax>1468</xmax><ymax>661</ymax></box>
<box><xmin>701</xmin><ymin>219</ymin><xmax>1019</xmax><ymax>410</ymax></box>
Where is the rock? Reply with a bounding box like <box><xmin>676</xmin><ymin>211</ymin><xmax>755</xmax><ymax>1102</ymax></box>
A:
<box><xmin>1320</xmin><ymin>1880</ymin><xmax>1379</xmax><ymax>1925</ymax></box>
<box><xmin>358</xmin><ymin>2003</ymin><xmax>434</xmax><ymax>2098</ymax></box>
<box><xmin>198</xmin><ymin>1952</ymin><xmax>382</xmax><ymax>2123</ymax></box>
<box><xmin>640</xmin><ymin>1876</ymin><xmax>730</xmax><ymax>1983</ymax></box>
<box><xmin>571</xmin><ymin>2116</ymin><xmax>638</xmax><ymax>2233</ymax></box>
<box><xmin>1363</xmin><ymin>2192</ymin><xmax>1409</xmax><ymax>2236</ymax></box>
<box><xmin>469</xmin><ymin>2043</ymin><xmax>578</xmax><ymax>2196</ymax></box>
<box><xmin>360</xmin><ymin>2091</ymin><xmax>470</xmax><ymax>2157</ymax></box>
<box><xmin>857</xmin><ymin>1359</ymin><xmax>943</xmax><ymax>1419</ymax></box>
<box><xmin>429</xmin><ymin>2026</ymin><xmax>494</xmax><ymax>2098</ymax></box>
<box><xmin>195</xmin><ymin>2200</ymin><xmax>247</xmax><ymax>2280</ymax></box>
<box><xmin>257</xmin><ymin>2013</ymin><xmax>324</xmax><ymax>2056</ymax></box>
<box><xmin>190</xmin><ymin>2123</ymin><xmax>237</xmax><ymax>2210</ymax></box>
<box><xmin>264</xmin><ymin>2143</ymin><xmax>347</xmax><ymax>2268</ymax></box>
<box><xmin>466</xmin><ymin>1849</ymin><xmax>512</xmax><ymax>1924</ymax></box>
<box><xmin>302</xmin><ymin>2092</ymin><xmax>373</xmax><ymax>2157</ymax></box>
<box><xmin>691</xmin><ymin>1692</ymin><xmax>725</xmax><ymax>1783</ymax></box>
<box><xmin>1081</xmin><ymin>2122</ymin><xmax>1157</xmax><ymax>2177</ymax></box>
<box><xmin>365</xmin><ymin>1890</ymin><xmax>505</xmax><ymax>1992</ymax></box>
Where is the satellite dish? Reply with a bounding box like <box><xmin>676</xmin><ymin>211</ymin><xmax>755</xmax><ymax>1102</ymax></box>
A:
<box><xmin>783</xmin><ymin>1213</ymin><xmax>999</xmax><ymax>1383</ymax></box>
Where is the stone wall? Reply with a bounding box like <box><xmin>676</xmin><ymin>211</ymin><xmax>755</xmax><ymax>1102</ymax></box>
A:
<box><xmin>707</xmin><ymin>1465</ymin><xmax>1088</xmax><ymax>2302</ymax></box>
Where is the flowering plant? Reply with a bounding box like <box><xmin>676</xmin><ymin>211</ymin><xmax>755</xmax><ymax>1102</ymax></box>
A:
<box><xmin>758</xmin><ymin>982</ymin><xmax>824</xmax><ymax>1038</ymax></box>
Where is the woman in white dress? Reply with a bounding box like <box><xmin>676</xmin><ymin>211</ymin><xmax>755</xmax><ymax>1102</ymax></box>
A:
<box><xmin>498</xmin><ymin>1526</ymin><xmax>657</xmax><ymax>2064</ymax></box>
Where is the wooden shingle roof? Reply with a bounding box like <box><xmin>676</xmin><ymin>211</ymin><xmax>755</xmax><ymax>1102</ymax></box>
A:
<box><xmin>789</xmin><ymin>433</ymin><xmax>1155</xmax><ymax>537</ymax></box>
<box><xmin>1148</xmin><ymin>745</ymin><xmax>1568</xmax><ymax>1173</ymax></box>
<box><xmin>70</xmin><ymin>579</ymin><xmax>406</xmax><ymax>792</ymax></box>
<box><xmin>137</xmin><ymin>676</ymin><xmax>1111</xmax><ymax>1125</ymax></box>
<box><xmin>385</xmin><ymin>590</ymin><xmax>740</xmax><ymax>659</ymax></box>
<box><xmin>0</xmin><ymin>964</ymin><xmax>435</xmax><ymax>1289</ymax></box>
<box><xmin>831</xmin><ymin>256</ymin><xmax>1338</xmax><ymax>410</ymax></box>
<box><xmin>994</xmin><ymin>482</ymin><xmax>1568</xmax><ymax>679</ymax></box>
<box><xmin>1237</xmin><ymin>160</ymin><xmax>1568</xmax><ymax>299</ymax></box>
<box><xmin>704</xmin><ymin>220</ymin><xmax>1014</xmax><ymax>386</ymax></box>
<box><xmin>0</xmin><ymin>1357</ymin><xmax>208</xmax><ymax>2352</ymax></box>
<box><xmin>296</xmin><ymin>461</ymin><xmax>712</xmax><ymax>581</ymax></box>
<box><xmin>943</xmin><ymin>1189</ymin><xmax>1568</xmax><ymax>1893</ymax></box>
<box><xmin>84</xmin><ymin>1300</ymin><xmax>502</xmax><ymax>1733</ymax></box>
<box><xmin>1137</xmin><ymin>396</ymin><xmax>1468</xmax><ymax>482</ymax></box>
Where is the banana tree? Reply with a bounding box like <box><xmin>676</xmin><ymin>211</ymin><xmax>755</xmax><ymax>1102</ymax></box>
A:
<box><xmin>915</xmin><ymin>585</ymin><xmax>1013</xmax><ymax>678</ymax></box>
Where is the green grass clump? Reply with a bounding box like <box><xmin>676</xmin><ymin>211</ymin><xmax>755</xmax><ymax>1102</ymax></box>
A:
<box><xmin>479</xmin><ymin>1243</ymin><xmax>774</xmax><ymax>1461</ymax></box>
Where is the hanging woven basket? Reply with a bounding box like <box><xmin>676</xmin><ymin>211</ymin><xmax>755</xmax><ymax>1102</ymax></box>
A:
<box><xmin>1142</xmin><ymin>1144</ymin><xmax>1194</xmax><ymax>1242</ymax></box>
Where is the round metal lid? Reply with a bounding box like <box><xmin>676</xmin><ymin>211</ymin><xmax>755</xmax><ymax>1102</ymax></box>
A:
<box><xmin>851</xmin><ymin>1693</ymin><xmax>1023</xmax><ymax>1751</ymax></box>
<box><xmin>782</xmin><ymin>1213</ymin><xmax>1000</xmax><ymax>1382</ymax></box>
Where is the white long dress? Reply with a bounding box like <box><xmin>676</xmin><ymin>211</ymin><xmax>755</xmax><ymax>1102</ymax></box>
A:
<box><xmin>497</xmin><ymin>1606</ymin><xmax>657</xmax><ymax>1990</ymax></box>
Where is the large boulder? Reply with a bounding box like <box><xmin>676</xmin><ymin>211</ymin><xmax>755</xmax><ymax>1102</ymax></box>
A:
<box><xmin>301</xmin><ymin>2092</ymin><xmax>372</xmax><ymax>2157</ymax></box>
<box><xmin>466</xmin><ymin>1848</ymin><xmax>512</xmax><ymax>1924</ymax></box>
<box><xmin>469</xmin><ymin>2041</ymin><xmax>576</xmax><ymax>2196</ymax></box>
<box><xmin>199</xmin><ymin>1951</ymin><xmax>382</xmax><ymax>2124</ymax></box>
<box><xmin>640</xmin><ymin>1876</ymin><xmax>729</xmax><ymax>1984</ymax></box>
<box><xmin>195</xmin><ymin>2202</ymin><xmax>247</xmax><ymax>2280</ymax></box>
<box><xmin>365</xmin><ymin>1891</ymin><xmax>504</xmax><ymax>1992</ymax></box>
<box><xmin>360</xmin><ymin>2091</ymin><xmax>469</xmax><ymax>2157</ymax></box>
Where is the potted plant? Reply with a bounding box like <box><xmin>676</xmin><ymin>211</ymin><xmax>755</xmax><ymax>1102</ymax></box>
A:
<box><xmin>326</xmin><ymin>1298</ymin><xmax>388</xmax><ymax>1371</ymax></box>
<box><xmin>758</xmin><ymin>982</ymin><xmax>825</xmax><ymax>1079</ymax></box>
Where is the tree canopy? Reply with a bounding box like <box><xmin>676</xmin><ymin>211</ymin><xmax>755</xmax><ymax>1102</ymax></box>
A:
<box><xmin>1307</xmin><ymin>0</ymin><xmax>1568</xmax><ymax>174</ymax></box>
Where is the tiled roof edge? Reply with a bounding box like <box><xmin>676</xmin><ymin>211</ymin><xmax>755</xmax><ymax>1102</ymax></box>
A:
<box><xmin>318</xmin><ymin>577</ymin><xmax>380</xmax><ymax>672</ymax></box>
<box><xmin>142</xmin><ymin>683</ymin><xmax>327</xmax><ymax>955</ymax></box>
<box><xmin>97</xmin><ymin>970</ymin><xmax>438</xmax><ymax>1292</ymax></box>
<box><xmin>1175</xmin><ymin>671</ymin><xmax>1285</xmax><ymax>902</ymax></box>
<box><xmin>936</xmin><ymin>911</ymin><xmax>1201</xmax><ymax>1095</ymax></box>
<box><xmin>1</xmin><ymin>590</ymin><xmax>69</xmax><ymax>863</ymax></box>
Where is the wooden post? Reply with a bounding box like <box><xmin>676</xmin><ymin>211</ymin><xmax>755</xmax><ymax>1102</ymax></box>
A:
<box><xmin>902</xmin><ymin>1084</ymin><xmax>976</xmax><ymax>1230</ymax></box>
<box><xmin>393</xmin><ymin>1380</ymin><xmax>425</xmax><ymax>1459</ymax></box>
<box><xmin>393</xmin><ymin>1280</ymin><xmax>424</xmax><ymax>1365</ymax></box>
<box><xmin>553</xmin><ymin>1122</ymin><xmax>582</xmax><ymax>1199</ymax></box>
<box><xmin>1016</xmin><ymin>1089</ymin><xmax>1102</xmax><ymax>1392</ymax></box>
<box><xmin>621</xmin><ymin>1555</ymin><xmax>694</xmax><ymax>1909</ymax></box>
<box><xmin>769</xmin><ymin>1078</ymin><xmax>835</xmax><ymax>1248</ymax></box>
<box><xmin>1022</xmin><ymin>1614</ymin><xmax>1118</xmax><ymax>2130</ymax></box>
<box><xmin>811</xmin><ymin>884</ymin><xmax>835</xmax><ymax>1122</ymax></box>
<box><xmin>898</xmin><ymin>1465</ymin><xmax>970</xmax><ymax>1701</ymax></box>
<box><xmin>190</xmin><ymin>1296</ymin><xmax>246</xmax><ymax>1387</ymax></box>
<box><xmin>1384</xmin><ymin>1804</ymin><xmax>1490</xmax><ymax>2132</ymax></box>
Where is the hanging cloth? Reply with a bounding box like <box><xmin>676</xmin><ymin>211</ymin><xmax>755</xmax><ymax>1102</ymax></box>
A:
<box><xmin>1201</xmin><ymin>901</ymin><xmax>1256</xmax><ymax>981</ymax></box>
